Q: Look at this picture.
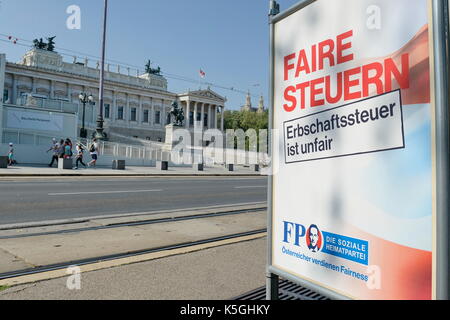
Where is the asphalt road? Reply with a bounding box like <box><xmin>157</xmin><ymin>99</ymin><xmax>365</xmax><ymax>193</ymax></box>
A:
<box><xmin>0</xmin><ymin>176</ymin><xmax>267</xmax><ymax>225</ymax></box>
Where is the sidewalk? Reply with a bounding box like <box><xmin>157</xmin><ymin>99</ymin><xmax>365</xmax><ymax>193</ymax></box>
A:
<box><xmin>0</xmin><ymin>237</ymin><xmax>267</xmax><ymax>300</ymax></box>
<box><xmin>0</xmin><ymin>164</ymin><xmax>265</xmax><ymax>177</ymax></box>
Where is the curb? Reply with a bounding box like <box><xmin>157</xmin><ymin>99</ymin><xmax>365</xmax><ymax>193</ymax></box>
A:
<box><xmin>0</xmin><ymin>202</ymin><xmax>267</xmax><ymax>231</ymax></box>
<box><xmin>0</xmin><ymin>173</ymin><xmax>265</xmax><ymax>177</ymax></box>
<box><xmin>0</xmin><ymin>233</ymin><xmax>267</xmax><ymax>288</ymax></box>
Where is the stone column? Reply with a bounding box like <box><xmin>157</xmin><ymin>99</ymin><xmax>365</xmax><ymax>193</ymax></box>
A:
<box><xmin>214</xmin><ymin>105</ymin><xmax>217</xmax><ymax>129</ymax></box>
<box><xmin>209</xmin><ymin>104</ymin><xmax>213</xmax><ymax>129</ymax></box>
<box><xmin>11</xmin><ymin>74</ymin><xmax>17</xmax><ymax>104</ymax></box>
<box><xmin>31</xmin><ymin>78</ymin><xmax>36</xmax><ymax>94</ymax></box>
<box><xmin>125</xmin><ymin>93</ymin><xmax>129</xmax><ymax>122</ymax></box>
<box><xmin>138</xmin><ymin>96</ymin><xmax>142</xmax><ymax>124</ymax></box>
<box><xmin>67</xmin><ymin>84</ymin><xmax>72</xmax><ymax>102</ymax></box>
<box><xmin>193</xmin><ymin>102</ymin><xmax>198</xmax><ymax>129</ymax></box>
<box><xmin>201</xmin><ymin>103</ymin><xmax>205</xmax><ymax>128</ymax></box>
<box><xmin>208</xmin><ymin>104</ymin><xmax>212</xmax><ymax>129</ymax></box>
<box><xmin>161</xmin><ymin>99</ymin><xmax>166</xmax><ymax>126</ymax></box>
<box><xmin>185</xmin><ymin>100</ymin><xmax>190</xmax><ymax>128</ymax></box>
<box><xmin>221</xmin><ymin>106</ymin><xmax>224</xmax><ymax>132</ymax></box>
<box><xmin>151</xmin><ymin>97</ymin><xmax>155</xmax><ymax>126</ymax></box>
<box><xmin>112</xmin><ymin>91</ymin><xmax>116</xmax><ymax>122</ymax></box>
<box><xmin>50</xmin><ymin>80</ymin><xmax>55</xmax><ymax>99</ymax></box>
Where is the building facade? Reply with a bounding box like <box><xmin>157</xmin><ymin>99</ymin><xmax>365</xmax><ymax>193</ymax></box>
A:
<box><xmin>0</xmin><ymin>48</ymin><xmax>226</xmax><ymax>145</ymax></box>
<box><xmin>240</xmin><ymin>92</ymin><xmax>265</xmax><ymax>113</ymax></box>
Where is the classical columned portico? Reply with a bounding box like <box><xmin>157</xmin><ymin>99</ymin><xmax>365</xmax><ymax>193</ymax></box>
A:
<box><xmin>176</xmin><ymin>88</ymin><xmax>226</xmax><ymax>131</ymax></box>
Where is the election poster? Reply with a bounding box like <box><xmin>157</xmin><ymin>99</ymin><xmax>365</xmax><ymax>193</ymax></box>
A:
<box><xmin>271</xmin><ymin>0</ymin><xmax>435</xmax><ymax>299</ymax></box>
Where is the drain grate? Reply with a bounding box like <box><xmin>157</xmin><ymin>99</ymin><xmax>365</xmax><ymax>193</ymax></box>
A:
<box><xmin>233</xmin><ymin>279</ymin><xmax>329</xmax><ymax>300</ymax></box>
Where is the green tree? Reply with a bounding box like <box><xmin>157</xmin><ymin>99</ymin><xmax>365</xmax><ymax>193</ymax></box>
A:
<box><xmin>219</xmin><ymin>109</ymin><xmax>269</xmax><ymax>150</ymax></box>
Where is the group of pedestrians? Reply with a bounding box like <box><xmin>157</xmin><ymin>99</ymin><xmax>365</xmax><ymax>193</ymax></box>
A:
<box><xmin>47</xmin><ymin>138</ymin><xmax>99</xmax><ymax>169</ymax></box>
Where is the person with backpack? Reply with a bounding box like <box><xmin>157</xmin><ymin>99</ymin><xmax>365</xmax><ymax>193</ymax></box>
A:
<box><xmin>88</xmin><ymin>138</ymin><xmax>99</xmax><ymax>167</ymax></box>
<box><xmin>74</xmin><ymin>143</ymin><xmax>87</xmax><ymax>169</ymax></box>
<box><xmin>64</xmin><ymin>138</ymin><xmax>73</xmax><ymax>159</ymax></box>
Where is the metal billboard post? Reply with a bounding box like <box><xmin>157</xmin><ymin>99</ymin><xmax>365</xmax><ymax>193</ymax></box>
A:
<box><xmin>266</xmin><ymin>0</ymin><xmax>279</xmax><ymax>301</ymax></box>
<box><xmin>432</xmin><ymin>0</ymin><xmax>450</xmax><ymax>300</ymax></box>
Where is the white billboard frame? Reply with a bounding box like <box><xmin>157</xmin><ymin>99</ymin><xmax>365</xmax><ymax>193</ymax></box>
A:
<box><xmin>266</xmin><ymin>0</ymin><xmax>449</xmax><ymax>300</ymax></box>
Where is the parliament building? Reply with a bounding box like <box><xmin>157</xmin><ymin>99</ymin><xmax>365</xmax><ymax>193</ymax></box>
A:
<box><xmin>0</xmin><ymin>47</ymin><xmax>226</xmax><ymax>146</ymax></box>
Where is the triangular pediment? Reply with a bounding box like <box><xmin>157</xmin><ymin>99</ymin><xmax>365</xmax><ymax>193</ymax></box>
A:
<box><xmin>187</xmin><ymin>88</ymin><xmax>226</xmax><ymax>102</ymax></box>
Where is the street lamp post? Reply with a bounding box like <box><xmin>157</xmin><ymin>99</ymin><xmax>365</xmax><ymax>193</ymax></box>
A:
<box><xmin>79</xmin><ymin>93</ymin><xmax>94</xmax><ymax>138</ymax></box>
<box><xmin>94</xmin><ymin>0</ymin><xmax>108</xmax><ymax>140</ymax></box>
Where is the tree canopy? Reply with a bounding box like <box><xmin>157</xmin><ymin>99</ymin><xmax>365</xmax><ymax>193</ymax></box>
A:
<box><xmin>220</xmin><ymin>110</ymin><xmax>268</xmax><ymax>131</ymax></box>
<box><xmin>218</xmin><ymin>109</ymin><xmax>268</xmax><ymax>150</ymax></box>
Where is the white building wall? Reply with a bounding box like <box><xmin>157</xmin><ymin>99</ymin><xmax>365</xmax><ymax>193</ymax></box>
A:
<box><xmin>1</xmin><ymin>105</ymin><xmax>78</xmax><ymax>145</ymax></box>
<box><xmin>0</xmin><ymin>54</ymin><xmax>7</xmax><ymax>145</ymax></box>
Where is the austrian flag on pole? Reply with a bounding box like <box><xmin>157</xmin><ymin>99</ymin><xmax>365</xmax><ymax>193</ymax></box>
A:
<box><xmin>199</xmin><ymin>69</ymin><xmax>206</xmax><ymax>78</ymax></box>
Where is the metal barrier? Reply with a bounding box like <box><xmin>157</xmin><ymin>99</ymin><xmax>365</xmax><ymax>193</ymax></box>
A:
<box><xmin>1</xmin><ymin>132</ymin><xmax>270</xmax><ymax>167</ymax></box>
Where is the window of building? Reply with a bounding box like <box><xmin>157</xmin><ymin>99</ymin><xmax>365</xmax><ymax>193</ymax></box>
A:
<box><xmin>204</xmin><ymin>113</ymin><xmax>208</xmax><ymax>127</ymax></box>
<box><xmin>155</xmin><ymin>110</ymin><xmax>161</xmax><ymax>124</ymax></box>
<box><xmin>3</xmin><ymin>89</ymin><xmax>9</xmax><ymax>103</ymax></box>
<box><xmin>104</xmin><ymin>104</ymin><xmax>110</xmax><ymax>119</ymax></box>
<box><xmin>130</xmin><ymin>107</ymin><xmax>137</xmax><ymax>121</ymax></box>
<box><xmin>196</xmin><ymin>112</ymin><xmax>201</xmax><ymax>121</ymax></box>
<box><xmin>117</xmin><ymin>106</ymin><xmax>124</xmax><ymax>120</ymax></box>
<box><xmin>143</xmin><ymin>109</ymin><xmax>149</xmax><ymax>123</ymax></box>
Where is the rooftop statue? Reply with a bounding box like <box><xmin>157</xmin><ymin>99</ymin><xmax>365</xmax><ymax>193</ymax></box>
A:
<box><xmin>46</xmin><ymin>36</ymin><xmax>56</xmax><ymax>52</ymax></box>
<box><xmin>32</xmin><ymin>36</ymin><xmax>56</xmax><ymax>52</ymax></box>
<box><xmin>145</xmin><ymin>60</ymin><xmax>161</xmax><ymax>75</ymax></box>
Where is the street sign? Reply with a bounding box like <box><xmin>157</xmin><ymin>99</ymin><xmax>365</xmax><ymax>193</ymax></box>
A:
<box><xmin>268</xmin><ymin>0</ymin><xmax>449</xmax><ymax>300</ymax></box>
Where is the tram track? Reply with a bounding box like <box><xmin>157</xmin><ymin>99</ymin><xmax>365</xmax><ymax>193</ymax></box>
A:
<box><xmin>0</xmin><ymin>228</ymin><xmax>267</xmax><ymax>281</ymax></box>
<box><xmin>0</xmin><ymin>205</ymin><xmax>267</xmax><ymax>284</ymax></box>
<box><xmin>0</xmin><ymin>206</ymin><xmax>267</xmax><ymax>240</ymax></box>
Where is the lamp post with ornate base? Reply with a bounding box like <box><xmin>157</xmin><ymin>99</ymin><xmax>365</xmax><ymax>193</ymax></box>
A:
<box><xmin>95</xmin><ymin>0</ymin><xmax>108</xmax><ymax>140</ymax></box>
<box><xmin>78</xmin><ymin>93</ymin><xmax>94</xmax><ymax>138</ymax></box>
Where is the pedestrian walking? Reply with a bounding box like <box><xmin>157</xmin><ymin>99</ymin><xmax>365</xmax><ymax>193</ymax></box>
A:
<box><xmin>47</xmin><ymin>138</ymin><xmax>59</xmax><ymax>167</ymax></box>
<box><xmin>74</xmin><ymin>143</ymin><xmax>87</xmax><ymax>169</ymax></box>
<box><xmin>88</xmin><ymin>138</ymin><xmax>99</xmax><ymax>167</ymax></box>
<box><xmin>57</xmin><ymin>139</ymin><xmax>65</xmax><ymax>159</ymax></box>
<box><xmin>7</xmin><ymin>143</ymin><xmax>14</xmax><ymax>166</ymax></box>
<box><xmin>64</xmin><ymin>138</ymin><xmax>73</xmax><ymax>159</ymax></box>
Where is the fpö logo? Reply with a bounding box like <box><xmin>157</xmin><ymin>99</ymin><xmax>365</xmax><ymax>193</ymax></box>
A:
<box><xmin>283</xmin><ymin>221</ymin><xmax>323</xmax><ymax>253</ymax></box>
<box><xmin>282</xmin><ymin>220</ymin><xmax>370</xmax><ymax>265</ymax></box>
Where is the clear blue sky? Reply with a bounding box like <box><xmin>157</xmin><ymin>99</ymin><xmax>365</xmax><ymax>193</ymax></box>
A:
<box><xmin>0</xmin><ymin>0</ymin><xmax>299</xmax><ymax>110</ymax></box>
